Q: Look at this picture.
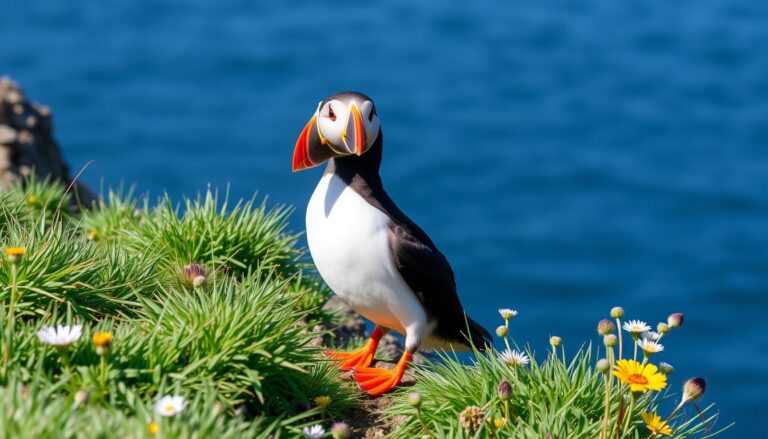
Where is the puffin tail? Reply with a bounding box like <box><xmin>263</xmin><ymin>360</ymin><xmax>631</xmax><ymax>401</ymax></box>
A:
<box><xmin>465</xmin><ymin>317</ymin><xmax>493</xmax><ymax>351</ymax></box>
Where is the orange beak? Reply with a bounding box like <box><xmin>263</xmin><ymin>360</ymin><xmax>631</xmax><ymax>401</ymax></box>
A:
<box><xmin>292</xmin><ymin>114</ymin><xmax>337</xmax><ymax>172</ymax></box>
<box><xmin>343</xmin><ymin>102</ymin><xmax>366</xmax><ymax>156</ymax></box>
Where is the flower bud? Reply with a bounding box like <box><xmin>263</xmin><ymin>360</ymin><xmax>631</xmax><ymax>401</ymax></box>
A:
<box><xmin>660</xmin><ymin>362</ymin><xmax>674</xmax><ymax>375</ymax></box>
<box><xmin>497</xmin><ymin>380</ymin><xmax>511</xmax><ymax>401</ymax></box>
<box><xmin>4</xmin><ymin>247</ymin><xmax>25</xmax><ymax>264</ymax></box>
<box><xmin>87</xmin><ymin>230</ymin><xmax>99</xmax><ymax>241</ymax></box>
<box><xmin>597</xmin><ymin>319</ymin><xmax>615</xmax><ymax>335</ymax></box>
<box><xmin>549</xmin><ymin>336</ymin><xmax>562</xmax><ymax>347</ymax></box>
<box><xmin>181</xmin><ymin>263</ymin><xmax>207</xmax><ymax>286</ymax></box>
<box><xmin>682</xmin><ymin>377</ymin><xmax>706</xmax><ymax>403</ymax></box>
<box><xmin>74</xmin><ymin>389</ymin><xmax>90</xmax><ymax>406</ymax></box>
<box><xmin>596</xmin><ymin>358</ymin><xmax>610</xmax><ymax>374</ymax></box>
<box><xmin>331</xmin><ymin>422</ymin><xmax>351</xmax><ymax>439</ymax></box>
<box><xmin>495</xmin><ymin>325</ymin><xmax>508</xmax><ymax>337</ymax></box>
<box><xmin>603</xmin><ymin>334</ymin><xmax>617</xmax><ymax>347</ymax></box>
<box><xmin>657</xmin><ymin>322</ymin><xmax>670</xmax><ymax>334</ymax></box>
<box><xmin>92</xmin><ymin>331</ymin><xmax>113</xmax><ymax>355</ymax></box>
<box><xmin>667</xmin><ymin>313</ymin><xmax>684</xmax><ymax>328</ymax></box>
<box><xmin>610</xmin><ymin>307</ymin><xmax>624</xmax><ymax>319</ymax></box>
<box><xmin>408</xmin><ymin>392</ymin><xmax>422</xmax><ymax>409</ymax></box>
<box><xmin>498</xmin><ymin>308</ymin><xmax>518</xmax><ymax>320</ymax></box>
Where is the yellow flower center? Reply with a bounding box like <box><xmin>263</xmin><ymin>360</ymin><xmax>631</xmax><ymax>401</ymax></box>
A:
<box><xmin>164</xmin><ymin>405</ymin><xmax>175</xmax><ymax>413</ymax></box>
<box><xmin>627</xmin><ymin>373</ymin><xmax>649</xmax><ymax>385</ymax></box>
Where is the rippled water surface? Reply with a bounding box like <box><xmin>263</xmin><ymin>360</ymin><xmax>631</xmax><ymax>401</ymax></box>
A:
<box><xmin>2</xmin><ymin>1</ymin><xmax>766</xmax><ymax>435</ymax></box>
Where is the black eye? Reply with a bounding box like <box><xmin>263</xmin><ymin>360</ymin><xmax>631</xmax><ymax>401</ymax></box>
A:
<box><xmin>328</xmin><ymin>105</ymin><xmax>336</xmax><ymax>121</ymax></box>
<box><xmin>368</xmin><ymin>107</ymin><xmax>376</xmax><ymax>122</ymax></box>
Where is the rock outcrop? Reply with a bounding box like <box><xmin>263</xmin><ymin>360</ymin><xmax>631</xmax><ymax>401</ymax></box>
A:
<box><xmin>0</xmin><ymin>76</ymin><xmax>95</xmax><ymax>205</ymax></box>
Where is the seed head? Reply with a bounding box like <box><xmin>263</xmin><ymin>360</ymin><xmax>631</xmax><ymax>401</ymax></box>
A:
<box><xmin>660</xmin><ymin>362</ymin><xmax>674</xmax><ymax>375</ymax></box>
<box><xmin>408</xmin><ymin>392</ymin><xmax>422</xmax><ymax>409</ymax></box>
<box><xmin>603</xmin><ymin>334</ymin><xmax>617</xmax><ymax>347</ymax></box>
<box><xmin>682</xmin><ymin>377</ymin><xmax>706</xmax><ymax>403</ymax></box>
<box><xmin>459</xmin><ymin>405</ymin><xmax>485</xmax><ymax>432</ymax></box>
<box><xmin>657</xmin><ymin>322</ymin><xmax>670</xmax><ymax>334</ymax></box>
<box><xmin>497</xmin><ymin>380</ymin><xmax>511</xmax><ymax>400</ymax></box>
<box><xmin>596</xmin><ymin>358</ymin><xmax>610</xmax><ymax>374</ymax></box>
<box><xmin>331</xmin><ymin>422</ymin><xmax>351</xmax><ymax>439</ymax></box>
<box><xmin>597</xmin><ymin>319</ymin><xmax>615</xmax><ymax>335</ymax></box>
<box><xmin>549</xmin><ymin>335</ymin><xmax>562</xmax><ymax>347</ymax></box>
<box><xmin>610</xmin><ymin>306</ymin><xmax>624</xmax><ymax>319</ymax></box>
<box><xmin>667</xmin><ymin>313</ymin><xmax>684</xmax><ymax>328</ymax></box>
<box><xmin>496</xmin><ymin>325</ymin><xmax>508</xmax><ymax>337</ymax></box>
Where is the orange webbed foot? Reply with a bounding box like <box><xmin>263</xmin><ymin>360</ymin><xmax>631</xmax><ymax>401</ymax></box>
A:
<box><xmin>354</xmin><ymin>351</ymin><xmax>412</xmax><ymax>396</ymax></box>
<box><xmin>325</xmin><ymin>327</ymin><xmax>384</xmax><ymax>371</ymax></box>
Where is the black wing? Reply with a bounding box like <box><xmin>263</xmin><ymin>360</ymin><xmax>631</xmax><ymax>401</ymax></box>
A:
<box><xmin>388</xmin><ymin>221</ymin><xmax>491</xmax><ymax>349</ymax></box>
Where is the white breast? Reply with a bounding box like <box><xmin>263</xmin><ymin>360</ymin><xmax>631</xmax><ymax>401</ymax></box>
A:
<box><xmin>306</xmin><ymin>173</ymin><xmax>427</xmax><ymax>338</ymax></box>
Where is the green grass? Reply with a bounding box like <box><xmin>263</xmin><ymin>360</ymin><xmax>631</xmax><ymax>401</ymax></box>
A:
<box><xmin>0</xmin><ymin>177</ymin><xmax>354</xmax><ymax>438</ymax></box>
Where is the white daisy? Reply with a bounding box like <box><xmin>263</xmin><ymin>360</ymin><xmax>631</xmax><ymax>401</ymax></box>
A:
<box><xmin>642</xmin><ymin>331</ymin><xmax>662</xmax><ymax>341</ymax></box>
<box><xmin>637</xmin><ymin>338</ymin><xmax>664</xmax><ymax>355</ymax></box>
<box><xmin>36</xmin><ymin>325</ymin><xmax>82</xmax><ymax>348</ymax></box>
<box><xmin>303</xmin><ymin>424</ymin><xmax>325</xmax><ymax>438</ymax></box>
<box><xmin>622</xmin><ymin>320</ymin><xmax>651</xmax><ymax>336</ymax></box>
<box><xmin>499</xmin><ymin>349</ymin><xmax>530</xmax><ymax>367</ymax></box>
<box><xmin>154</xmin><ymin>395</ymin><xmax>186</xmax><ymax>417</ymax></box>
<box><xmin>498</xmin><ymin>308</ymin><xmax>518</xmax><ymax>320</ymax></box>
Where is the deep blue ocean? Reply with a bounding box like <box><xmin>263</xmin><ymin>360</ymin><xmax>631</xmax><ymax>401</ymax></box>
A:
<box><xmin>2</xmin><ymin>1</ymin><xmax>766</xmax><ymax>436</ymax></box>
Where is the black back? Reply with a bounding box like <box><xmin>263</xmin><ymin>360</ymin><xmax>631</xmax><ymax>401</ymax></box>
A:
<box><xmin>326</xmin><ymin>131</ymin><xmax>491</xmax><ymax>349</ymax></box>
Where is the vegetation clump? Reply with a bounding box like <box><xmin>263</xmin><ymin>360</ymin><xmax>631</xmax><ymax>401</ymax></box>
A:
<box><xmin>0</xmin><ymin>178</ymin><xmax>355</xmax><ymax>437</ymax></box>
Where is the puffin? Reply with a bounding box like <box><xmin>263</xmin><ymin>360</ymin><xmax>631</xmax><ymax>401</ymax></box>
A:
<box><xmin>292</xmin><ymin>91</ymin><xmax>491</xmax><ymax>396</ymax></box>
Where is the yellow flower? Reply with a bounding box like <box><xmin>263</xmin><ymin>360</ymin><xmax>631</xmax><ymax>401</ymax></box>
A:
<box><xmin>5</xmin><ymin>247</ymin><xmax>26</xmax><ymax>263</ymax></box>
<box><xmin>87</xmin><ymin>230</ymin><xmax>100</xmax><ymax>240</ymax></box>
<box><xmin>642</xmin><ymin>412</ymin><xmax>672</xmax><ymax>436</ymax></box>
<box><xmin>92</xmin><ymin>331</ymin><xmax>113</xmax><ymax>348</ymax></box>
<box><xmin>147</xmin><ymin>422</ymin><xmax>159</xmax><ymax>436</ymax></box>
<box><xmin>612</xmin><ymin>359</ymin><xmax>666</xmax><ymax>392</ymax></box>
<box><xmin>314</xmin><ymin>395</ymin><xmax>332</xmax><ymax>408</ymax></box>
<box><xmin>26</xmin><ymin>195</ymin><xmax>38</xmax><ymax>205</ymax></box>
<box><xmin>493</xmin><ymin>417</ymin><xmax>507</xmax><ymax>428</ymax></box>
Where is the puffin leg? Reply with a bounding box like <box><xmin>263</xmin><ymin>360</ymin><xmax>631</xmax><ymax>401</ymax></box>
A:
<box><xmin>354</xmin><ymin>350</ymin><xmax>413</xmax><ymax>396</ymax></box>
<box><xmin>324</xmin><ymin>326</ymin><xmax>385</xmax><ymax>371</ymax></box>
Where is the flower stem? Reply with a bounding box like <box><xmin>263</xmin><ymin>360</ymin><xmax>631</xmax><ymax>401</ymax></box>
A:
<box><xmin>600</xmin><ymin>372</ymin><xmax>611</xmax><ymax>439</ymax></box>
<box><xmin>623</xmin><ymin>392</ymin><xmax>636</xmax><ymax>437</ymax></box>
<box><xmin>632</xmin><ymin>335</ymin><xmax>638</xmax><ymax>362</ymax></box>
<box><xmin>416</xmin><ymin>407</ymin><xmax>436</xmax><ymax>439</ymax></box>
<box><xmin>503</xmin><ymin>319</ymin><xmax>512</xmax><ymax>354</ymax></box>
<box><xmin>99</xmin><ymin>354</ymin><xmax>107</xmax><ymax>389</ymax></box>
<box><xmin>3</xmin><ymin>264</ymin><xmax>19</xmax><ymax>377</ymax></box>
<box><xmin>615</xmin><ymin>318</ymin><xmax>623</xmax><ymax>360</ymax></box>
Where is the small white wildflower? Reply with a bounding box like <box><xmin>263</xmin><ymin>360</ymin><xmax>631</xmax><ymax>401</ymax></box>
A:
<box><xmin>498</xmin><ymin>308</ymin><xmax>518</xmax><ymax>320</ymax></box>
<box><xmin>499</xmin><ymin>349</ymin><xmax>530</xmax><ymax>367</ymax></box>
<box><xmin>303</xmin><ymin>424</ymin><xmax>325</xmax><ymax>438</ymax></box>
<box><xmin>622</xmin><ymin>320</ymin><xmax>651</xmax><ymax>336</ymax></box>
<box><xmin>637</xmin><ymin>338</ymin><xmax>664</xmax><ymax>355</ymax></box>
<box><xmin>642</xmin><ymin>331</ymin><xmax>662</xmax><ymax>341</ymax></box>
<box><xmin>37</xmin><ymin>325</ymin><xmax>82</xmax><ymax>348</ymax></box>
<box><xmin>154</xmin><ymin>395</ymin><xmax>186</xmax><ymax>417</ymax></box>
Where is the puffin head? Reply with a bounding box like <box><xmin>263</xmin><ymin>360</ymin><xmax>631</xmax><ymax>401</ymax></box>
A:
<box><xmin>292</xmin><ymin>91</ymin><xmax>381</xmax><ymax>172</ymax></box>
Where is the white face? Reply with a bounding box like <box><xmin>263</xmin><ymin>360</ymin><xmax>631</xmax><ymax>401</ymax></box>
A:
<box><xmin>315</xmin><ymin>98</ymin><xmax>380</xmax><ymax>154</ymax></box>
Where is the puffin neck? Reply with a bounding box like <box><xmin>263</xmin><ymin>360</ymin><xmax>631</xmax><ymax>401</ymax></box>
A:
<box><xmin>326</xmin><ymin>130</ymin><xmax>384</xmax><ymax>190</ymax></box>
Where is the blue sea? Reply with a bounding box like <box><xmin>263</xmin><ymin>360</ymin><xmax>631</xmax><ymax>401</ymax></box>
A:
<box><xmin>2</xmin><ymin>1</ymin><xmax>766</xmax><ymax>436</ymax></box>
